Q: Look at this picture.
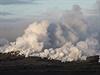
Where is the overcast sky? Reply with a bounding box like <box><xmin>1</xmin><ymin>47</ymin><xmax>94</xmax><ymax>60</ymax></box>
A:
<box><xmin>0</xmin><ymin>0</ymin><xmax>96</xmax><ymax>18</ymax></box>
<box><xmin>0</xmin><ymin>0</ymin><xmax>98</xmax><ymax>41</ymax></box>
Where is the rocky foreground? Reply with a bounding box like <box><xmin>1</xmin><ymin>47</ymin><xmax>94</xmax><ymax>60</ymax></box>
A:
<box><xmin>0</xmin><ymin>51</ymin><xmax>100</xmax><ymax>74</ymax></box>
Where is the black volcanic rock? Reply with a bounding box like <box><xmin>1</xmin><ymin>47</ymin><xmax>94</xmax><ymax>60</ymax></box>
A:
<box><xmin>86</xmin><ymin>55</ymin><xmax>99</xmax><ymax>63</ymax></box>
<box><xmin>0</xmin><ymin>51</ymin><xmax>25</xmax><ymax>61</ymax></box>
<box><xmin>0</xmin><ymin>52</ymin><xmax>100</xmax><ymax>72</ymax></box>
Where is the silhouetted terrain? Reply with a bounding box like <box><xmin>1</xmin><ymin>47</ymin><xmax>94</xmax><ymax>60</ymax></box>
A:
<box><xmin>0</xmin><ymin>52</ymin><xmax>100</xmax><ymax>73</ymax></box>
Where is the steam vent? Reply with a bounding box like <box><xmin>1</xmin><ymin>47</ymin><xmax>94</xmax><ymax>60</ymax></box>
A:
<box><xmin>86</xmin><ymin>55</ymin><xmax>99</xmax><ymax>63</ymax></box>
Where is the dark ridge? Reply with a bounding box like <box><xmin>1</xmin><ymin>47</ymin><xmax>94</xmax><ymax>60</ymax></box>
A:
<box><xmin>86</xmin><ymin>55</ymin><xmax>99</xmax><ymax>63</ymax></box>
<box><xmin>0</xmin><ymin>52</ymin><xmax>100</xmax><ymax>73</ymax></box>
<box><xmin>0</xmin><ymin>51</ymin><xmax>25</xmax><ymax>61</ymax></box>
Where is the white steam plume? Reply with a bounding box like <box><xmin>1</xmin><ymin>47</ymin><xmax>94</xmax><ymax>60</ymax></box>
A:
<box><xmin>1</xmin><ymin>3</ymin><xmax>100</xmax><ymax>62</ymax></box>
<box><xmin>0</xmin><ymin>38</ymin><xmax>9</xmax><ymax>53</ymax></box>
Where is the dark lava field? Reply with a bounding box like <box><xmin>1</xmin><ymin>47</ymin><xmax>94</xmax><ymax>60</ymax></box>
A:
<box><xmin>0</xmin><ymin>52</ymin><xmax>100</xmax><ymax>74</ymax></box>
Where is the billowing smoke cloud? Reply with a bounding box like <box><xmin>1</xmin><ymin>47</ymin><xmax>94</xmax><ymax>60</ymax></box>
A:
<box><xmin>0</xmin><ymin>3</ymin><xmax>100</xmax><ymax>62</ymax></box>
<box><xmin>0</xmin><ymin>38</ymin><xmax>9</xmax><ymax>52</ymax></box>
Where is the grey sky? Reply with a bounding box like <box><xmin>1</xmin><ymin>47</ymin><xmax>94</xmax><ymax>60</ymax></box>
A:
<box><xmin>0</xmin><ymin>12</ymin><xmax>13</xmax><ymax>16</ymax></box>
<box><xmin>0</xmin><ymin>0</ymin><xmax>36</xmax><ymax>5</ymax></box>
<box><xmin>0</xmin><ymin>0</ymin><xmax>99</xmax><ymax>42</ymax></box>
